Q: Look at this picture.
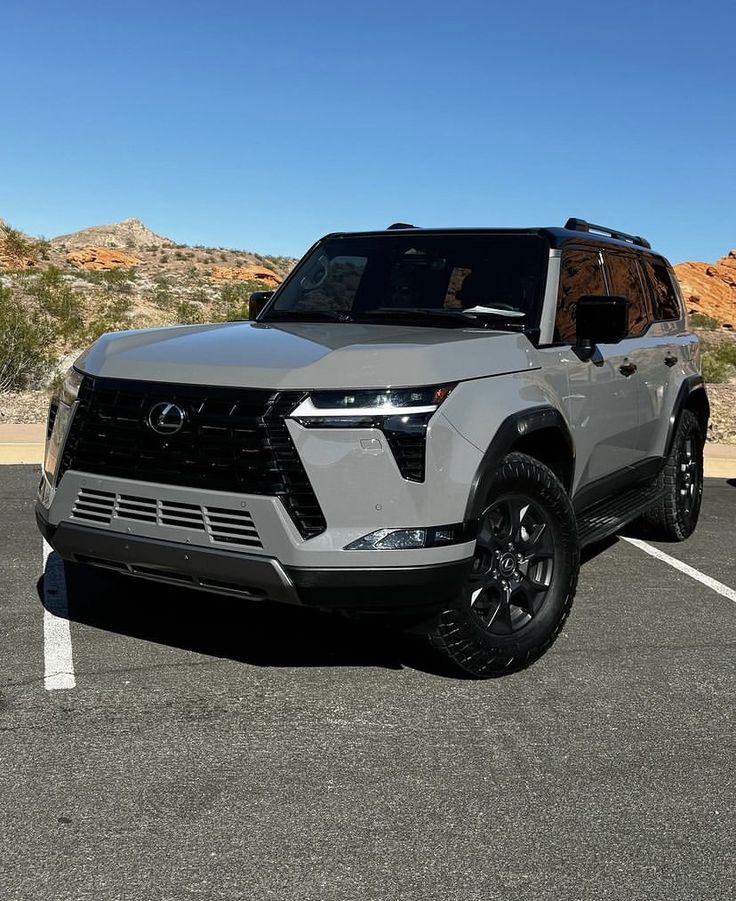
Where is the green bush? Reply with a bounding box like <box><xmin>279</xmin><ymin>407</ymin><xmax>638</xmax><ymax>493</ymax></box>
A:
<box><xmin>215</xmin><ymin>283</ymin><xmax>251</xmax><ymax>321</ymax></box>
<box><xmin>174</xmin><ymin>300</ymin><xmax>205</xmax><ymax>325</ymax></box>
<box><xmin>690</xmin><ymin>312</ymin><xmax>719</xmax><ymax>329</ymax></box>
<box><xmin>0</xmin><ymin>285</ymin><xmax>53</xmax><ymax>390</ymax></box>
<box><xmin>0</xmin><ymin>223</ymin><xmax>37</xmax><ymax>264</ymax></box>
<box><xmin>28</xmin><ymin>267</ymin><xmax>85</xmax><ymax>341</ymax></box>
<box><xmin>85</xmin><ymin>294</ymin><xmax>134</xmax><ymax>341</ymax></box>
<box><xmin>152</xmin><ymin>286</ymin><xmax>175</xmax><ymax>309</ymax></box>
<box><xmin>702</xmin><ymin>343</ymin><xmax>736</xmax><ymax>383</ymax></box>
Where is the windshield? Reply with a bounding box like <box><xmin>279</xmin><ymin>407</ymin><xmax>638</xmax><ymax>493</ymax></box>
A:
<box><xmin>261</xmin><ymin>233</ymin><xmax>549</xmax><ymax>331</ymax></box>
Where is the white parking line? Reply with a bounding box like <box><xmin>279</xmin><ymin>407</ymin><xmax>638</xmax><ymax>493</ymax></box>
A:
<box><xmin>622</xmin><ymin>536</ymin><xmax>736</xmax><ymax>604</ymax></box>
<box><xmin>42</xmin><ymin>539</ymin><xmax>76</xmax><ymax>690</ymax></box>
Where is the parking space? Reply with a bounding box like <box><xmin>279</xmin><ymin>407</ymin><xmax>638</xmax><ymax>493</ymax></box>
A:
<box><xmin>1</xmin><ymin>465</ymin><xmax>734</xmax><ymax>901</ymax></box>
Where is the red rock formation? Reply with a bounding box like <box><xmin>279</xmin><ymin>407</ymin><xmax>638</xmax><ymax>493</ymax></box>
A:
<box><xmin>67</xmin><ymin>247</ymin><xmax>140</xmax><ymax>270</ymax></box>
<box><xmin>211</xmin><ymin>265</ymin><xmax>281</xmax><ymax>285</ymax></box>
<box><xmin>674</xmin><ymin>250</ymin><xmax>736</xmax><ymax>326</ymax></box>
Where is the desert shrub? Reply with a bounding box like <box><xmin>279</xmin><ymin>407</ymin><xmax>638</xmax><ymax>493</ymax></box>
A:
<box><xmin>85</xmin><ymin>294</ymin><xmax>134</xmax><ymax>341</ymax></box>
<box><xmin>101</xmin><ymin>267</ymin><xmax>136</xmax><ymax>291</ymax></box>
<box><xmin>215</xmin><ymin>283</ymin><xmax>251</xmax><ymax>321</ymax></box>
<box><xmin>690</xmin><ymin>312</ymin><xmax>719</xmax><ymax>329</ymax></box>
<box><xmin>702</xmin><ymin>343</ymin><xmax>736</xmax><ymax>383</ymax></box>
<box><xmin>29</xmin><ymin>267</ymin><xmax>85</xmax><ymax>341</ymax></box>
<box><xmin>188</xmin><ymin>286</ymin><xmax>210</xmax><ymax>304</ymax></box>
<box><xmin>160</xmin><ymin>254</ymin><xmax>169</xmax><ymax>263</ymax></box>
<box><xmin>0</xmin><ymin>285</ymin><xmax>54</xmax><ymax>390</ymax></box>
<box><xmin>151</xmin><ymin>287</ymin><xmax>175</xmax><ymax>309</ymax></box>
<box><xmin>0</xmin><ymin>223</ymin><xmax>38</xmax><ymax>264</ymax></box>
<box><xmin>174</xmin><ymin>250</ymin><xmax>185</xmax><ymax>260</ymax></box>
<box><xmin>174</xmin><ymin>300</ymin><xmax>205</xmax><ymax>324</ymax></box>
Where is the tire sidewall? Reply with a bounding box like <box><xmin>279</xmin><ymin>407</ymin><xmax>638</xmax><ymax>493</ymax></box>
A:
<box><xmin>671</xmin><ymin>410</ymin><xmax>704</xmax><ymax>538</ymax></box>
<box><xmin>431</xmin><ymin>453</ymin><xmax>579</xmax><ymax>676</ymax></box>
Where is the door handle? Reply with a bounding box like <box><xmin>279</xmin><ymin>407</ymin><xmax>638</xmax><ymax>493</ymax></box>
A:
<box><xmin>664</xmin><ymin>354</ymin><xmax>678</xmax><ymax>367</ymax></box>
<box><xmin>619</xmin><ymin>361</ymin><xmax>637</xmax><ymax>377</ymax></box>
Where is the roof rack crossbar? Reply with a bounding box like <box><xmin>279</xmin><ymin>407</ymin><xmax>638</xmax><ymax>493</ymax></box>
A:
<box><xmin>564</xmin><ymin>217</ymin><xmax>651</xmax><ymax>249</ymax></box>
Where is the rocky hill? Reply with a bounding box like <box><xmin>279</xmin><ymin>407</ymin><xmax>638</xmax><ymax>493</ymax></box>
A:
<box><xmin>674</xmin><ymin>250</ymin><xmax>736</xmax><ymax>326</ymax></box>
<box><xmin>51</xmin><ymin>217</ymin><xmax>175</xmax><ymax>250</ymax></box>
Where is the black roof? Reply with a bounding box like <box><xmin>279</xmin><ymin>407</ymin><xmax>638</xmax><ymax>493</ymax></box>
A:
<box><xmin>324</xmin><ymin>218</ymin><xmax>660</xmax><ymax>255</ymax></box>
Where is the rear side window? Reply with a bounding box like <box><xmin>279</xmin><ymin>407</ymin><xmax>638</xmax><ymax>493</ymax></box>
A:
<box><xmin>640</xmin><ymin>257</ymin><xmax>682</xmax><ymax>321</ymax></box>
<box><xmin>604</xmin><ymin>253</ymin><xmax>649</xmax><ymax>336</ymax></box>
<box><xmin>556</xmin><ymin>249</ymin><xmax>606</xmax><ymax>343</ymax></box>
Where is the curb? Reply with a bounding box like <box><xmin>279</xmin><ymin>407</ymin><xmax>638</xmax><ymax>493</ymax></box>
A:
<box><xmin>0</xmin><ymin>423</ymin><xmax>45</xmax><ymax>465</ymax></box>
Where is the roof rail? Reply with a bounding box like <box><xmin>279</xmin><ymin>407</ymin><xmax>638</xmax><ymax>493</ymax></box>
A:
<box><xmin>387</xmin><ymin>222</ymin><xmax>418</xmax><ymax>230</ymax></box>
<box><xmin>564</xmin><ymin>217</ymin><xmax>651</xmax><ymax>249</ymax></box>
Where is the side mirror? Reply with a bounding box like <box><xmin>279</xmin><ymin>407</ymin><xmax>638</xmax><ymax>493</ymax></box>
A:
<box><xmin>574</xmin><ymin>295</ymin><xmax>629</xmax><ymax>360</ymax></box>
<box><xmin>248</xmin><ymin>291</ymin><xmax>274</xmax><ymax>319</ymax></box>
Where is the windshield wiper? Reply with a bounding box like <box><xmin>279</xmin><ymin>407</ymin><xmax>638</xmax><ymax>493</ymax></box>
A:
<box><xmin>462</xmin><ymin>305</ymin><xmax>525</xmax><ymax>318</ymax></box>
<box><xmin>262</xmin><ymin>310</ymin><xmax>354</xmax><ymax>322</ymax></box>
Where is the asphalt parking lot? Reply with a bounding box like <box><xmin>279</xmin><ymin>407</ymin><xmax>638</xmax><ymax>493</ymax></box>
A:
<box><xmin>1</xmin><ymin>465</ymin><xmax>734</xmax><ymax>901</ymax></box>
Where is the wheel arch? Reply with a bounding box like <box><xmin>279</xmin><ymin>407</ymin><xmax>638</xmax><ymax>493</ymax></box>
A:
<box><xmin>665</xmin><ymin>375</ymin><xmax>710</xmax><ymax>456</ymax></box>
<box><xmin>464</xmin><ymin>407</ymin><xmax>575</xmax><ymax>521</ymax></box>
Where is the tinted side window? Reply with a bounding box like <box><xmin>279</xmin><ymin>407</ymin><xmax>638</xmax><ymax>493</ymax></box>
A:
<box><xmin>640</xmin><ymin>257</ymin><xmax>681</xmax><ymax>321</ymax></box>
<box><xmin>556</xmin><ymin>249</ymin><xmax>606</xmax><ymax>343</ymax></box>
<box><xmin>604</xmin><ymin>253</ymin><xmax>649</xmax><ymax>336</ymax></box>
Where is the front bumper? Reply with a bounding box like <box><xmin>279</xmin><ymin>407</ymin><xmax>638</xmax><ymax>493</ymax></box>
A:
<box><xmin>37</xmin><ymin>506</ymin><xmax>473</xmax><ymax>614</ymax></box>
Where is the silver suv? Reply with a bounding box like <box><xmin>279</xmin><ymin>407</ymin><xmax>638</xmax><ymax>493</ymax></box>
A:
<box><xmin>36</xmin><ymin>218</ymin><xmax>709</xmax><ymax>677</ymax></box>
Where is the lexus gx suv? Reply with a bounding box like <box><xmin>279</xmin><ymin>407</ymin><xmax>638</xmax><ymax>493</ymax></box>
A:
<box><xmin>37</xmin><ymin>218</ymin><xmax>709</xmax><ymax>677</ymax></box>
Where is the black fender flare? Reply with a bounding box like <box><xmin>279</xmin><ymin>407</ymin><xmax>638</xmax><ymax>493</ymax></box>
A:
<box><xmin>464</xmin><ymin>406</ymin><xmax>575</xmax><ymax>522</ymax></box>
<box><xmin>664</xmin><ymin>375</ymin><xmax>709</xmax><ymax>457</ymax></box>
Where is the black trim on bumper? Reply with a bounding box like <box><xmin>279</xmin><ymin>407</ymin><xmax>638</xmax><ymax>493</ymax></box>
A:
<box><xmin>285</xmin><ymin>559</ymin><xmax>473</xmax><ymax>611</ymax></box>
<box><xmin>36</xmin><ymin>506</ymin><xmax>472</xmax><ymax>613</ymax></box>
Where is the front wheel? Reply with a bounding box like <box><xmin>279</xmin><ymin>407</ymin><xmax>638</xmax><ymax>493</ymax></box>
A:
<box><xmin>429</xmin><ymin>453</ymin><xmax>580</xmax><ymax>678</ymax></box>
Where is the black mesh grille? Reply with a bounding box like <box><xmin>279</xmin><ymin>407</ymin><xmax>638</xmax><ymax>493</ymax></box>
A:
<box><xmin>382</xmin><ymin>413</ymin><xmax>432</xmax><ymax>482</ymax></box>
<box><xmin>58</xmin><ymin>376</ymin><xmax>327</xmax><ymax>539</ymax></box>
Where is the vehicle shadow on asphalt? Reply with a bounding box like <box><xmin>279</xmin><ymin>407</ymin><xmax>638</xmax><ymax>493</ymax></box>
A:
<box><xmin>37</xmin><ymin>540</ymin><xmax>618</xmax><ymax>680</ymax></box>
<box><xmin>36</xmin><ymin>559</ymin><xmax>463</xmax><ymax>679</ymax></box>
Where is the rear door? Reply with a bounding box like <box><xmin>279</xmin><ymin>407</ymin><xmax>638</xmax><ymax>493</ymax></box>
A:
<box><xmin>633</xmin><ymin>255</ymin><xmax>690</xmax><ymax>459</ymax></box>
<box><xmin>554</xmin><ymin>246</ymin><xmax>639</xmax><ymax>489</ymax></box>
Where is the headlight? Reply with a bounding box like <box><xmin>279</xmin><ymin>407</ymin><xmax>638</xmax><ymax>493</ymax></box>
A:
<box><xmin>43</xmin><ymin>368</ymin><xmax>84</xmax><ymax>484</ymax></box>
<box><xmin>290</xmin><ymin>384</ymin><xmax>454</xmax><ymax>424</ymax></box>
<box><xmin>58</xmin><ymin>367</ymin><xmax>84</xmax><ymax>406</ymax></box>
<box><xmin>289</xmin><ymin>384</ymin><xmax>455</xmax><ymax>483</ymax></box>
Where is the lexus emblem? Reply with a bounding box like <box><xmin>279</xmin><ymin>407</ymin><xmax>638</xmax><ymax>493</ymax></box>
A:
<box><xmin>147</xmin><ymin>402</ymin><xmax>186</xmax><ymax>435</ymax></box>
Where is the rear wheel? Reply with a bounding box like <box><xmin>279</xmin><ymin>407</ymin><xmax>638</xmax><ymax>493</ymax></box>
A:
<box><xmin>429</xmin><ymin>453</ymin><xmax>579</xmax><ymax>678</ymax></box>
<box><xmin>639</xmin><ymin>409</ymin><xmax>704</xmax><ymax>541</ymax></box>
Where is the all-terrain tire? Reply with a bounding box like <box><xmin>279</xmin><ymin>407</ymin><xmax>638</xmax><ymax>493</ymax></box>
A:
<box><xmin>638</xmin><ymin>409</ymin><xmax>704</xmax><ymax>541</ymax></box>
<box><xmin>429</xmin><ymin>452</ymin><xmax>580</xmax><ymax>678</ymax></box>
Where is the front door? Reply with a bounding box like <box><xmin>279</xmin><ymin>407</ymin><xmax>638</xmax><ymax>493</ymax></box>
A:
<box><xmin>554</xmin><ymin>247</ymin><xmax>639</xmax><ymax>492</ymax></box>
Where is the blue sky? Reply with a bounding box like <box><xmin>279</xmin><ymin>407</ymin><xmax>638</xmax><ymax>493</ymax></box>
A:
<box><xmin>1</xmin><ymin>0</ymin><xmax>733</xmax><ymax>263</ymax></box>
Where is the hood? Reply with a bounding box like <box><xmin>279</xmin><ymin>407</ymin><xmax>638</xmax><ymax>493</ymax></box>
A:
<box><xmin>75</xmin><ymin>321</ymin><xmax>537</xmax><ymax>389</ymax></box>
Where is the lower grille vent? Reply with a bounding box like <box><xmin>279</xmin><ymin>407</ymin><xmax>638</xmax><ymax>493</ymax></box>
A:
<box><xmin>70</xmin><ymin>488</ymin><xmax>262</xmax><ymax>550</ymax></box>
<box><xmin>72</xmin><ymin>488</ymin><xmax>116</xmax><ymax>523</ymax></box>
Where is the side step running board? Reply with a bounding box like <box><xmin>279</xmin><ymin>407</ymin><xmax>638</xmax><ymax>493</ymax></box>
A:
<box><xmin>577</xmin><ymin>482</ymin><xmax>664</xmax><ymax>547</ymax></box>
